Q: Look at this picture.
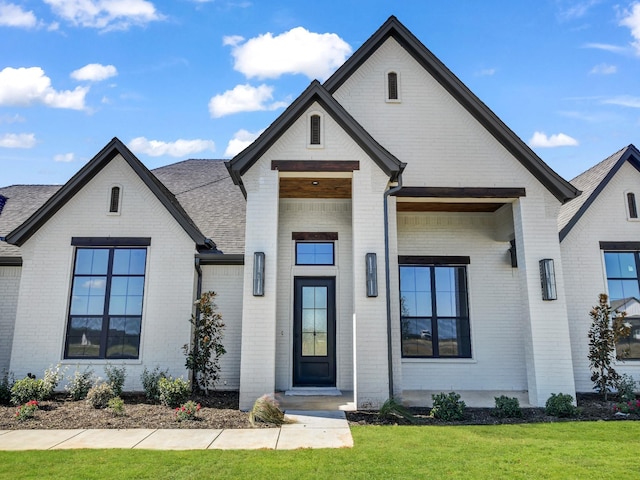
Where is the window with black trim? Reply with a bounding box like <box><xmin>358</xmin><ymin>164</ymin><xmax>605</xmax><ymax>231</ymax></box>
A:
<box><xmin>296</xmin><ymin>242</ymin><xmax>334</xmax><ymax>265</ymax></box>
<box><xmin>65</xmin><ymin>247</ymin><xmax>146</xmax><ymax>359</ymax></box>
<box><xmin>109</xmin><ymin>186</ymin><xmax>120</xmax><ymax>213</ymax></box>
<box><xmin>399</xmin><ymin>264</ymin><xmax>471</xmax><ymax>358</ymax></box>
<box><xmin>310</xmin><ymin>114</ymin><xmax>321</xmax><ymax>145</ymax></box>
<box><xmin>627</xmin><ymin>192</ymin><xmax>638</xmax><ymax>219</ymax></box>
<box><xmin>604</xmin><ymin>251</ymin><xmax>640</xmax><ymax>359</ymax></box>
<box><xmin>387</xmin><ymin>71</ymin><xmax>398</xmax><ymax>100</ymax></box>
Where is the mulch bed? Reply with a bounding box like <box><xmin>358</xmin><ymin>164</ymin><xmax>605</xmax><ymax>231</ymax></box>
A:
<box><xmin>0</xmin><ymin>392</ymin><xmax>635</xmax><ymax>430</ymax></box>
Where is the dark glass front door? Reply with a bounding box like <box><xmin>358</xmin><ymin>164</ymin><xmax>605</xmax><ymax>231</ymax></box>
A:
<box><xmin>293</xmin><ymin>277</ymin><xmax>336</xmax><ymax>386</ymax></box>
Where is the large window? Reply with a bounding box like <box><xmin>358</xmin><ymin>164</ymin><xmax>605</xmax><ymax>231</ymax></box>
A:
<box><xmin>65</xmin><ymin>247</ymin><xmax>146</xmax><ymax>359</ymax></box>
<box><xmin>604</xmin><ymin>251</ymin><xmax>640</xmax><ymax>359</ymax></box>
<box><xmin>296</xmin><ymin>242</ymin><xmax>334</xmax><ymax>265</ymax></box>
<box><xmin>399</xmin><ymin>264</ymin><xmax>471</xmax><ymax>358</ymax></box>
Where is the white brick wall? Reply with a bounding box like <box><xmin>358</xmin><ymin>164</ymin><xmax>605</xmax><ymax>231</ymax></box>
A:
<box><xmin>562</xmin><ymin>162</ymin><xmax>640</xmax><ymax>392</ymax></box>
<box><xmin>0</xmin><ymin>266</ymin><xmax>21</xmax><ymax>372</ymax></box>
<box><xmin>9</xmin><ymin>155</ymin><xmax>197</xmax><ymax>391</ymax></box>
<box><xmin>201</xmin><ymin>264</ymin><xmax>244</xmax><ymax>390</ymax></box>
<box><xmin>276</xmin><ymin>199</ymin><xmax>353</xmax><ymax>392</ymax></box>
<box><xmin>397</xmin><ymin>210</ymin><xmax>527</xmax><ymax>392</ymax></box>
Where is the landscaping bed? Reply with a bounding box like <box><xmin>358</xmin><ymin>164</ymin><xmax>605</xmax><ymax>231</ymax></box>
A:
<box><xmin>1</xmin><ymin>391</ymin><xmax>636</xmax><ymax>430</ymax></box>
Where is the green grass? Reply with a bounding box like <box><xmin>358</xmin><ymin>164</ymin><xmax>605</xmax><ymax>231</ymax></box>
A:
<box><xmin>1</xmin><ymin>422</ymin><xmax>640</xmax><ymax>479</ymax></box>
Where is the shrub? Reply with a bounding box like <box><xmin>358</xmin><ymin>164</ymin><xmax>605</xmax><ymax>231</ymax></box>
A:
<box><xmin>249</xmin><ymin>395</ymin><xmax>286</xmax><ymax>426</ymax></box>
<box><xmin>616</xmin><ymin>374</ymin><xmax>637</xmax><ymax>403</ymax></box>
<box><xmin>545</xmin><ymin>393</ymin><xmax>579</xmax><ymax>418</ymax></box>
<box><xmin>15</xmin><ymin>400</ymin><xmax>39</xmax><ymax>421</ymax></box>
<box><xmin>11</xmin><ymin>377</ymin><xmax>45</xmax><ymax>405</ymax></box>
<box><xmin>430</xmin><ymin>392</ymin><xmax>466</xmax><ymax>421</ymax></box>
<box><xmin>65</xmin><ymin>369</ymin><xmax>95</xmax><ymax>401</ymax></box>
<box><xmin>141</xmin><ymin>366</ymin><xmax>168</xmax><ymax>403</ymax></box>
<box><xmin>493</xmin><ymin>396</ymin><xmax>523</xmax><ymax>418</ymax></box>
<box><xmin>104</xmin><ymin>365</ymin><xmax>126</xmax><ymax>396</ymax></box>
<box><xmin>614</xmin><ymin>398</ymin><xmax>640</xmax><ymax>415</ymax></box>
<box><xmin>0</xmin><ymin>370</ymin><xmax>14</xmax><ymax>406</ymax></box>
<box><xmin>588</xmin><ymin>294</ymin><xmax>631</xmax><ymax>400</ymax></box>
<box><xmin>175</xmin><ymin>400</ymin><xmax>201</xmax><ymax>421</ymax></box>
<box><xmin>158</xmin><ymin>377</ymin><xmax>190</xmax><ymax>408</ymax></box>
<box><xmin>183</xmin><ymin>291</ymin><xmax>226</xmax><ymax>394</ymax></box>
<box><xmin>107</xmin><ymin>396</ymin><xmax>126</xmax><ymax>416</ymax></box>
<box><xmin>379</xmin><ymin>397</ymin><xmax>415</xmax><ymax>423</ymax></box>
<box><xmin>86</xmin><ymin>382</ymin><xmax>116</xmax><ymax>409</ymax></box>
<box><xmin>41</xmin><ymin>364</ymin><xmax>65</xmax><ymax>400</ymax></box>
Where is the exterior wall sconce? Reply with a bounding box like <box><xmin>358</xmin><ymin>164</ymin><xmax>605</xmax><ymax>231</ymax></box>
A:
<box><xmin>509</xmin><ymin>239</ymin><xmax>518</xmax><ymax>268</ymax></box>
<box><xmin>539</xmin><ymin>258</ymin><xmax>557</xmax><ymax>301</ymax></box>
<box><xmin>253</xmin><ymin>252</ymin><xmax>265</xmax><ymax>296</ymax></box>
<box><xmin>366</xmin><ymin>253</ymin><xmax>378</xmax><ymax>297</ymax></box>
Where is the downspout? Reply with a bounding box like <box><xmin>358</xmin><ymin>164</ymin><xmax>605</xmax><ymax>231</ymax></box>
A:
<box><xmin>192</xmin><ymin>257</ymin><xmax>203</xmax><ymax>393</ymax></box>
<box><xmin>383</xmin><ymin>174</ymin><xmax>403</xmax><ymax>400</ymax></box>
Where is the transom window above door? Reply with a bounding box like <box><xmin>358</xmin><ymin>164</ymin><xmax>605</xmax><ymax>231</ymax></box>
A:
<box><xmin>296</xmin><ymin>242</ymin><xmax>334</xmax><ymax>265</ymax></box>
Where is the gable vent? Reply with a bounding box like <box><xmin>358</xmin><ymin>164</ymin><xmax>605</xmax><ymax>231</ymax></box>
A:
<box><xmin>388</xmin><ymin>72</ymin><xmax>398</xmax><ymax>100</ymax></box>
<box><xmin>310</xmin><ymin>114</ymin><xmax>321</xmax><ymax>145</ymax></box>
<box><xmin>109</xmin><ymin>186</ymin><xmax>121</xmax><ymax>213</ymax></box>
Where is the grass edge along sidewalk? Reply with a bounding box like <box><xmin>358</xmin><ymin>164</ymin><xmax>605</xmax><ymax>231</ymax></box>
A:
<box><xmin>1</xmin><ymin>422</ymin><xmax>640</xmax><ymax>479</ymax></box>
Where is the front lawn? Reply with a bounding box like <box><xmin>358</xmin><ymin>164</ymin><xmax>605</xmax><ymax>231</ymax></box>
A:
<box><xmin>1</xmin><ymin>422</ymin><xmax>639</xmax><ymax>479</ymax></box>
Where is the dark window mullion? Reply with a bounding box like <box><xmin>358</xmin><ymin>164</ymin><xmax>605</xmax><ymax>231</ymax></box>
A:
<box><xmin>430</xmin><ymin>267</ymin><xmax>439</xmax><ymax>357</ymax></box>
<box><xmin>99</xmin><ymin>248</ymin><xmax>115</xmax><ymax>358</ymax></box>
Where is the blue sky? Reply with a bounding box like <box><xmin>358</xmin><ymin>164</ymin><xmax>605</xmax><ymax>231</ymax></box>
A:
<box><xmin>1</xmin><ymin>0</ymin><xmax>640</xmax><ymax>186</ymax></box>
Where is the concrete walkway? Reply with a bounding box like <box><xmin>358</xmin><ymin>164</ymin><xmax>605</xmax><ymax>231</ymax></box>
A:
<box><xmin>0</xmin><ymin>410</ymin><xmax>353</xmax><ymax>451</ymax></box>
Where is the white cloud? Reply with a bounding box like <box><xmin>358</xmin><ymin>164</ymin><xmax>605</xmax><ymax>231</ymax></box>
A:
<box><xmin>475</xmin><ymin>68</ymin><xmax>496</xmax><ymax>77</ymax></box>
<box><xmin>583</xmin><ymin>42</ymin><xmax>627</xmax><ymax>53</ymax></box>
<box><xmin>0</xmin><ymin>133</ymin><xmax>36</xmax><ymax>148</ymax></box>
<box><xmin>208</xmin><ymin>83</ymin><xmax>288</xmax><ymax>118</ymax></box>
<box><xmin>589</xmin><ymin>63</ymin><xmax>617</xmax><ymax>74</ymax></box>
<box><xmin>0</xmin><ymin>67</ymin><xmax>88</xmax><ymax>110</ymax></box>
<box><xmin>0</xmin><ymin>113</ymin><xmax>25</xmax><ymax>124</ymax></box>
<box><xmin>621</xmin><ymin>2</ymin><xmax>640</xmax><ymax>55</ymax></box>
<box><xmin>71</xmin><ymin>63</ymin><xmax>117</xmax><ymax>82</ymax></box>
<box><xmin>558</xmin><ymin>0</ymin><xmax>600</xmax><ymax>21</ymax></box>
<box><xmin>225</xmin><ymin>26</ymin><xmax>352</xmax><ymax>80</ymax></box>
<box><xmin>224</xmin><ymin>128</ymin><xmax>262</xmax><ymax>157</ymax></box>
<box><xmin>528</xmin><ymin>131</ymin><xmax>579</xmax><ymax>148</ymax></box>
<box><xmin>0</xmin><ymin>2</ymin><xmax>37</xmax><ymax>27</ymax></box>
<box><xmin>54</xmin><ymin>152</ymin><xmax>74</xmax><ymax>162</ymax></box>
<box><xmin>602</xmin><ymin>95</ymin><xmax>640</xmax><ymax>108</ymax></box>
<box><xmin>43</xmin><ymin>0</ymin><xmax>164</xmax><ymax>31</ymax></box>
<box><xmin>128</xmin><ymin>137</ymin><xmax>215</xmax><ymax>157</ymax></box>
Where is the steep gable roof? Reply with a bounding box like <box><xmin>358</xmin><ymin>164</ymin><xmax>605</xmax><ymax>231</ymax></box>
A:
<box><xmin>559</xmin><ymin>144</ymin><xmax>640</xmax><ymax>241</ymax></box>
<box><xmin>226</xmin><ymin>80</ymin><xmax>405</xmax><ymax>194</ymax></box>
<box><xmin>324</xmin><ymin>16</ymin><xmax>580</xmax><ymax>204</ymax></box>
<box><xmin>4</xmin><ymin>137</ymin><xmax>216</xmax><ymax>250</ymax></box>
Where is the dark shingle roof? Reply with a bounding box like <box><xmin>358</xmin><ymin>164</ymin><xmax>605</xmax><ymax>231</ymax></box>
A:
<box><xmin>0</xmin><ymin>156</ymin><xmax>246</xmax><ymax>259</ymax></box>
<box><xmin>153</xmin><ymin>159</ymin><xmax>246</xmax><ymax>254</ymax></box>
<box><xmin>0</xmin><ymin>185</ymin><xmax>61</xmax><ymax>257</ymax></box>
<box><xmin>559</xmin><ymin>144</ymin><xmax>640</xmax><ymax>240</ymax></box>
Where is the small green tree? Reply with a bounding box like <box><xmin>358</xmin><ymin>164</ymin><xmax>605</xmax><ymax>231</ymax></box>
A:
<box><xmin>588</xmin><ymin>293</ymin><xmax>631</xmax><ymax>400</ymax></box>
<box><xmin>183</xmin><ymin>291</ymin><xmax>226</xmax><ymax>394</ymax></box>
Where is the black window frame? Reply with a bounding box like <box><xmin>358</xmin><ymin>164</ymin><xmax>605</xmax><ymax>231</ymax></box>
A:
<box><xmin>64</xmin><ymin>245</ymin><xmax>147</xmax><ymax>360</ymax></box>
<box><xmin>309</xmin><ymin>114</ymin><xmax>321</xmax><ymax>145</ymax></box>
<box><xmin>399</xmin><ymin>259</ymin><xmax>471</xmax><ymax>359</ymax></box>
<box><xmin>603</xmin><ymin>249</ymin><xmax>640</xmax><ymax>360</ymax></box>
<box><xmin>295</xmin><ymin>241</ymin><xmax>335</xmax><ymax>266</ymax></box>
<box><xmin>387</xmin><ymin>71</ymin><xmax>398</xmax><ymax>100</ymax></box>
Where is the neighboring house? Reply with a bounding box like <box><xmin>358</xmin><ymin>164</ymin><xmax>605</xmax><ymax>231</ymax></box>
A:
<box><xmin>0</xmin><ymin>16</ymin><xmax>634</xmax><ymax>410</ymax></box>
<box><xmin>560</xmin><ymin>144</ymin><xmax>640</xmax><ymax>392</ymax></box>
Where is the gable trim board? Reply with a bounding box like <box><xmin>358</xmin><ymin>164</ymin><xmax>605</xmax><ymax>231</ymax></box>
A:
<box><xmin>325</xmin><ymin>16</ymin><xmax>579</xmax><ymax>205</ymax></box>
<box><xmin>5</xmin><ymin>137</ymin><xmax>216</xmax><ymax>251</ymax></box>
<box><xmin>559</xmin><ymin>144</ymin><xmax>640</xmax><ymax>242</ymax></box>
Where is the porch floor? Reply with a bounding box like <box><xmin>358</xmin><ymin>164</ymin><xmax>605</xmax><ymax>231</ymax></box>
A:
<box><xmin>275</xmin><ymin>390</ymin><xmax>355</xmax><ymax>411</ymax></box>
<box><xmin>401</xmin><ymin>390</ymin><xmax>531</xmax><ymax>408</ymax></box>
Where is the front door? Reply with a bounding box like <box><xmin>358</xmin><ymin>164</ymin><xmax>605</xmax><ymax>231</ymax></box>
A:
<box><xmin>293</xmin><ymin>277</ymin><xmax>336</xmax><ymax>387</ymax></box>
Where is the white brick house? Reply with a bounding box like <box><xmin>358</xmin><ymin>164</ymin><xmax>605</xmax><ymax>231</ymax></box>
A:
<box><xmin>0</xmin><ymin>17</ymin><xmax>636</xmax><ymax>410</ymax></box>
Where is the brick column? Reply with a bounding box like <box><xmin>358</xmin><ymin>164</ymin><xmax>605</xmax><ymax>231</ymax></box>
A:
<box><xmin>512</xmin><ymin>193</ymin><xmax>576</xmax><ymax>406</ymax></box>
<box><xmin>238</xmin><ymin>167</ymin><xmax>280</xmax><ymax>410</ymax></box>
